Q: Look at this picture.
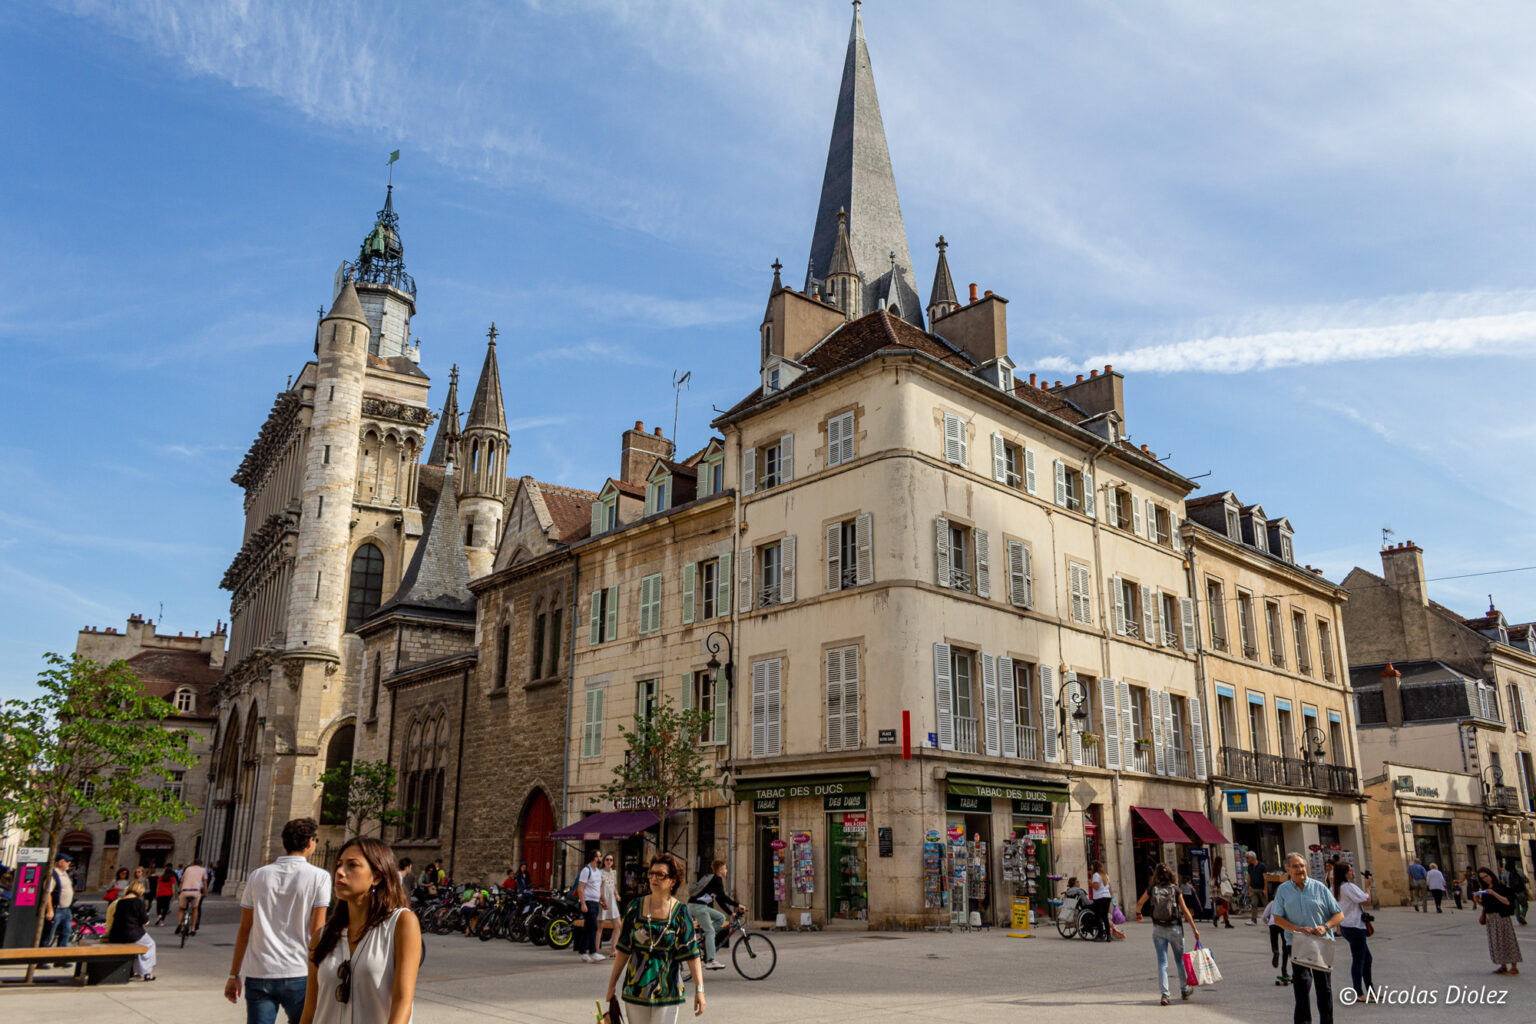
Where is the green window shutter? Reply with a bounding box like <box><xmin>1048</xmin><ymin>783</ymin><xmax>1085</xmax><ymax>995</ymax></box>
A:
<box><xmin>605</xmin><ymin>585</ymin><xmax>618</xmax><ymax>641</ymax></box>
<box><xmin>681</xmin><ymin>672</ymin><xmax>693</xmax><ymax>712</ymax></box>
<box><xmin>682</xmin><ymin>562</ymin><xmax>697</xmax><ymax>624</ymax></box>
<box><xmin>712</xmin><ymin>666</ymin><xmax>729</xmax><ymax>745</ymax></box>
<box><xmin>718</xmin><ymin>552</ymin><xmax>732</xmax><ymax>614</ymax></box>
<box><xmin>589</xmin><ymin>590</ymin><xmax>603</xmax><ymax>645</ymax></box>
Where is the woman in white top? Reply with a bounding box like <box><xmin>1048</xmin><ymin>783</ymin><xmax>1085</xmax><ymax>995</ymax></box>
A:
<box><xmin>300</xmin><ymin>837</ymin><xmax>421</xmax><ymax>1024</ymax></box>
<box><xmin>1332</xmin><ymin>861</ymin><xmax>1374</xmax><ymax>1001</ymax></box>
<box><xmin>1087</xmin><ymin>861</ymin><xmax>1124</xmax><ymax>941</ymax></box>
<box><xmin>1425</xmin><ymin>863</ymin><xmax>1448</xmax><ymax>913</ymax></box>
<box><xmin>599</xmin><ymin>853</ymin><xmax>622</xmax><ymax>954</ymax></box>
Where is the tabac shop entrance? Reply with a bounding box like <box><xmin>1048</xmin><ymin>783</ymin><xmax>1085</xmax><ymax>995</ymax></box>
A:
<box><xmin>737</xmin><ymin>774</ymin><xmax>871</xmax><ymax>926</ymax></box>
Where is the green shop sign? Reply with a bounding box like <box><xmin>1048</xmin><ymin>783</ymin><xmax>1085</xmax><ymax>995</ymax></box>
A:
<box><xmin>753</xmin><ymin>797</ymin><xmax>780</xmax><ymax>814</ymax></box>
<box><xmin>823</xmin><ymin>791</ymin><xmax>867</xmax><ymax>812</ymax></box>
<box><xmin>946</xmin><ymin>776</ymin><xmax>1068</xmax><ymax>804</ymax></box>
<box><xmin>947</xmin><ymin>793</ymin><xmax>991</xmax><ymax>813</ymax></box>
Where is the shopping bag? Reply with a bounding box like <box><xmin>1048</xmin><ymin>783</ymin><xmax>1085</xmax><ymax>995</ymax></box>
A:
<box><xmin>1111</xmin><ymin>901</ymin><xmax>1126</xmax><ymax>925</ymax></box>
<box><xmin>1291</xmin><ymin>932</ymin><xmax>1335</xmax><ymax>973</ymax></box>
<box><xmin>1182</xmin><ymin>943</ymin><xmax>1222</xmax><ymax>986</ymax></box>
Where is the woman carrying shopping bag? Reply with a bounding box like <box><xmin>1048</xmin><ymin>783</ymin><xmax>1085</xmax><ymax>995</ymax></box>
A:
<box><xmin>1135</xmin><ymin>864</ymin><xmax>1201</xmax><ymax>1005</ymax></box>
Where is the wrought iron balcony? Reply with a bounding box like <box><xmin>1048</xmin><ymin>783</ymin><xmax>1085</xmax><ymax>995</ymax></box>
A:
<box><xmin>955</xmin><ymin>716</ymin><xmax>979</xmax><ymax>754</ymax></box>
<box><xmin>1243</xmin><ymin>642</ymin><xmax>1259</xmax><ymax>660</ymax></box>
<box><xmin>340</xmin><ymin>257</ymin><xmax>416</xmax><ymax>299</ymax></box>
<box><xmin>1017</xmin><ymin>725</ymin><xmax>1040</xmax><ymax>761</ymax></box>
<box><xmin>948</xmin><ymin>569</ymin><xmax>973</xmax><ymax>595</ymax></box>
<box><xmin>1217</xmin><ymin>746</ymin><xmax>1358</xmax><ymax>795</ymax></box>
<box><xmin>1211</xmin><ymin>635</ymin><xmax>1229</xmax><ymax>653</ymax></box>
<box><xmin>1486</xmin><ymin>785</ymin><xmax>1522</xmax><ymax>813</ymax></box>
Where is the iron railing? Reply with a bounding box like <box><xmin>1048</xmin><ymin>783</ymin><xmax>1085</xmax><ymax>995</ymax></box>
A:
<box><xmin>1218</xmin><ymin>746</ymin><xmax>1358</xmax><ymax>794</ymax></box>
<box><xmin>1485</xmin><ymin>785</ymin><xmax>1522</xmax><ymax>813</ymax></box>
<box><xmin>1017</xmin><ymin>725</ymin><xmax>1039</xmax><ymax>761</ymax></box>
<box><xmin>955</xmin><ymin>716</ymin><xmax>979</xmax><ymax>754</ymax></box>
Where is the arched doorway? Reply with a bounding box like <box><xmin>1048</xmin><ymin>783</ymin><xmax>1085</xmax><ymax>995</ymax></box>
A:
<box><xmin>60</xmin><ymin>830</ymin><xmax>93</xmax><ymax>886</ymax></box>
<box><xmin>521</xmin><ymin>791</ymin><xmax>555</xmax><ymax>888</ymax></box>
<box><xmin>135</xmin><ymin>830</ymin><xmax>176</xmax><ymax>869</ymax></box>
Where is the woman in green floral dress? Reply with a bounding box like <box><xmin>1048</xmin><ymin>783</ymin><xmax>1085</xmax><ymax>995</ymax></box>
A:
<box><xmin>605</xmin><ymin>852</ymin><xmax>706</xmax><ymax>1022</ymax></box>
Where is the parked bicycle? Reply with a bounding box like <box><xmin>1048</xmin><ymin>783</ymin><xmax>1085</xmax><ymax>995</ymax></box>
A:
<box><xmin>713</xmin><ymin>910</ymin><xmax>776</xmax><ymax>980</ymax></box>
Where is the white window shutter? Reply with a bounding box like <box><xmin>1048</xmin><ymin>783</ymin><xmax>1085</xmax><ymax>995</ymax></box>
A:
<box><xmin>1142</xmin><ymin>583</ymin><xmax>1155</xmax><ymax>643</ymax></box>
<box><xmin>975</xmin><ymin>529</ymin><xmax>991</xmax><ymax>599</ymax></box>
<box><xmin>827</xmin><ymin>415</ymin><xmax>844</xmax><ymax>468</ymax></box>
<box><xmin>681</xmin><ymin>672</ymin><xmax>693</xmax><ymax>712</ymax></box>
<box><xmin>1164</xmin><ymin>690</ymin><xmax>1178</xmax><ymax>766</ymax></box>
<box><xmin>1151</xmin><ymin>688</ymin><xmax>1167</xmax><ymax>775</ymax></box>
<box><xmin>1007</xmin><ymin>540</ymin><xmax>1027</xmax><ymax>609</ymax></box>
<box><xmin>854</xmin><ymin>512</ymin><xmax>873</xmax><ymax>585</ymax></box>
<box><xmin>1053</xmin><ymin>459</ymin><xmax>1067</xmax><ymax>507</ymax></box>
<box><xmin>933</xmin><ymin>643</ymin><xmax>955</xmax><ymax>751</ymax></box>
<box><xmin>738</xmin><ymin>549</ymin><xmax>754</xmax><ymax>614</ymax></box>
<box><xmin>1118</xmin><ymin>679</ymin><xmax>1135</xmax><ymax>771</ymax></box>
<box><xmin>1146</xmin><ymin>499</ymin><xmax>1157</xmax><ymax>540</ymax></box>
<box><xmin>843</xmin><ymin>645</ymin><xmax>860</xmax><ymax>751</ymax></box>
<box><xmin>999</xmin><ymin>656</ymin><xmax>1018</xmax><ymax>757</ymax></box>
<box><xmin>780</xmin><ymin>535</ymin><xmax>796</xmax><ymax>602</ymax></box>
<box><xmin>825</xmin><ymin>522</ymin><xmax>843</xmax><ymax>593</ymax></box>
<box><xmin>638</xmin><ymin>577</ymin><xmax>651</xmax><ymax>633</ymax></box>
<box><xmin>589</xmin><ymin>590</ymin><xmax>603</xmax><ymax>645</ymax></box>
<box><xmin>1180</xmin><ymin>597</ymin><xmax>1198</xmax><ymax>652</ymax></box>
<box><xmin>751</xmin><ymin>661</ymin><xmax>768</xmax><ymax>756</ymax></box>
<box><xmin>1040</xmin><ymin>665</ymin><xmax>1058</xmax><ymax>762</ymax></box>
<box><xmin>1083</xmin><ymin>470</ymin><xmax>1095</xmax><ymax>518</ymax></box>
<box><xmin>1190</xmin><ymin>695</ymin><xmax>1208</xmax><ymax>780</ymax></box>
<box><xmin>742</xmin><ymin>447</ymin><xmax>756</xmax><ymax>495</ymax></box>
<box><xmin>1132</xmin><ymin>493</ymin><xmax>1144</xmax><ymax>536</ymax></box>
<box><xmin>711</xmin><ymin>663</ymin><xmax>729</xmax><ymax>745</ymax></box>
<box><xmin>992</xmin><ymin>432</ymin><xmax>1007</xmax><ymax>483</ymax></box>
<box><xmin>825</xmin><ymin>647</ymin><xmax>844</xmax><ymax>751</ymax></box>
<box><xmin>1106</xmin><ymin>494</ymin><xmax>1119</xmax><ymax>528</ymax></box>
<box><xmin>1172</xmin><ymin>521</ymin><xmax>1183</xmax><ymax>552</ymax></box>
<box><xmin>779</xmin><ymin>435</ymin><xmax>794</xmax><ymax>483</ymax></box>
<box><xmin>1066</xmin><ymin>672</ymin><xmax>1083</xmax><ymax>765</ymax></box>
<box><xmin>943</xmin><ymin>413</ymin><xmax>965</xmax><ymax>466</ymax></box>
<box><xmin>718</xmin><ymin>552</ymin><xmax>732</xmax><ymax>615</ymax></box>
<box><xmin>1101</xmin><ymin>678</ymin><xmax>1121</xmax><ymax>770</ymax></box>
<box><xmin>840</xmin><ymin>413</ymin><xmax>856</xmax><ymax>465</ymax></box>
<box><xmin>1112</xmin><ymin>577</ymin><xmax>1127</xmax><ymax>636</ymax></box>
<box><xmin>1024</xmin><ymin>448</ymin><xmax>1037</xmax><ymax>494</ymax></box>
<box><xmin>982</xmin><ymin>653</ymin><xmax>1001</xmax><ymax>756</ymax></box>
<box><xmin>935</xmin><ymin>515</ymin><xmax>951</xmax><ymax>587</ymax></box>
<box><xmin>682</xmin><ymin>562</ymin><xmax>696</xmax><ymax>625</ymax></box>
<box><xmin>1021</xmin><ymin>545</ymin><xmax>1034</xmax><ymax>609</ymax></box>
<box><xmin>766</xmin><ymin>660</ymin><xmax>782</xmax><ymax>755</ymax></box>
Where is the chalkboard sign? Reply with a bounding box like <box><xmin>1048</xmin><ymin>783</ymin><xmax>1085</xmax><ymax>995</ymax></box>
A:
<box><xmin>878</xmin><ymin>826</ymin><xmax>894</xmax><ymax>858</ymax></box>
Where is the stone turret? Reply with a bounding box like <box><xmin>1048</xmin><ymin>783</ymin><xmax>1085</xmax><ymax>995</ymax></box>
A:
<box><xmin>825</xmin><ymin>208</ymin><xmax>861</xmax><ymax>320</ymax></box>
<box><xmin>459</xmin><ymin>324</ymin><xmax>509</xmax><ymax>578</ymax></box>
<box><xmin>927</xmin><ymin>235</ymin><xmax>958</xmax><ymax>323</ymax></box>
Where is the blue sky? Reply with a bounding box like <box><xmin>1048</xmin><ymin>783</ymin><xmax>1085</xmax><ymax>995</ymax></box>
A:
<box><xmin>5</xmin><ymin>1</ymin><xmax>1536</xmax><ymax>699</ymax></box>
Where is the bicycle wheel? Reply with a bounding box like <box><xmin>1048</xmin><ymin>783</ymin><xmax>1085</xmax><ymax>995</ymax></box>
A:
<box><xmin>529</xmin><ymin>908</ymin><xmax>551</xmax><ymax>946</ymax></box>
<box><xmin>731</xmin><ymin>932</ymin><xmax>777</xmax><ymax>980</ymax></box>
<box><xmin>1055</xmin><ymin>913</ymin><xmax>1079</xmax><ymax>939</ymax></box>
<box><xmin>179</xmin><ymin>909</ymin><xmax>189</xmax><ymax>948</ymax></box>
<box><xmin>507</xmin><ymin>910</ymin><xmax>529</xmax><ymax>943</ymax></box>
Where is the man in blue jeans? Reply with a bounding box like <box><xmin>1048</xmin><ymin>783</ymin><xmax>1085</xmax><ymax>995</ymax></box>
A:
<box><xmin>1273</xmin><ymin>852</ymin><xmax>1344</xmax><ymax>1024</ymax></box>
<box><xmin>41</xmin><ymin>853</ymin><xmax>76</xmax><ymax>963</ymax></box>
<box><xmin>224</xmin><ymin>818</ymin><xmax>331</xmax><ymax>1023</ymax></box>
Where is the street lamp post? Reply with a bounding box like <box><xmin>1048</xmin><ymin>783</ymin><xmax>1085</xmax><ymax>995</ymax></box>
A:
<box><xmin>1302</xmin><ymin>726</ymin><xmax>1327</xmax><ymax>789</ymax></box>
<box><xmin>1057</xmin><ymin>675</ymin><xmax>1090</xmax><ymax>758</ymax></box>
<box><xmin>704</xmin><ymin>630</ymin><xmax>735</xmax><ymax>877</ymax></box>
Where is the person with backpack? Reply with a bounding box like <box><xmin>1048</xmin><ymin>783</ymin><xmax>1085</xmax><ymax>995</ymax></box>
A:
<box><xmin>687</xmin><ymin>859</ymin><xmax>742</xmax><ymax>971</ymax></box>
<box><xmin>575</xmin><ymin>848</ymin><xmax>606</xmax><ymax>963</ymax></box>
<box><xmin>1135</xmin><ymin>863</ymin><xmax>1201</xmax><ymax>1005</ymax></box>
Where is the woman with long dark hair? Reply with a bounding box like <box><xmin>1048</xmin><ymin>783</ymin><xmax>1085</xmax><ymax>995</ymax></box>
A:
<box><xmin>1135</xmin><ymin>863</ymin><xmax>1200</xmax><ymax>1005</ymax></box>
<box><xmin>154</xmin><ymin>865</ymin><xmax>177</xmax><ymax>925</ymax></box>
<box><xmin>1088</xmin><ymin>860</ymin><xmax>1117</xmax><ymax>941</ymax></box>
<box><xmin>1477</xmin><ymin>865</ymin><xmax>1523</xmax><ymax>974</ymax></box>
<box><xmin>299</xmin><ymin>837</ymin><xmax>421</xmax><ymax>1024</ymax></box>
<box><xmin>1333</xmin><ymin>861</ymin><xmax>1374</xmax><ymax>1000</ymax></box>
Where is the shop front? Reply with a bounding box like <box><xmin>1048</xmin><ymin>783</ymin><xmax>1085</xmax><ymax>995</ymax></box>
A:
<box><xmin>944</xmin><ymin>776</ymin><xmax>1069</xmax><ymax>926</ymax></box>
<box><xmin>734</xmin><ymin>773</ymin><xmax>872</xmax><ymax>928</ymax></box>
<box><xmin>1366</xmin><ymin>764</ymin><xmax>1486</xmax><ymax>906</ymax></box>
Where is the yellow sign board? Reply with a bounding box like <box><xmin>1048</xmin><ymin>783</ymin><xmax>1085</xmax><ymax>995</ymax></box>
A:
<box><xmin>1008</xmin><ymin>898</ymin><xmax>1033</xmax><ymax>938</ymax></box>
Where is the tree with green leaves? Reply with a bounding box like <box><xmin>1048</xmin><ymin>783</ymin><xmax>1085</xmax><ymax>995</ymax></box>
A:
<box><xmin>599</xmin><ymin>695</ymin><xmax>717</xmax><ymax>853</ymax></box>
<box><xmin>0</xmin><ymin>653</ymin><xmax>198</xmax><ymax>958</ymax></box>
<box><xmin>316</xmin><ymin>758</ymin><xmax>409</xmax><ymax>838</ymax></box>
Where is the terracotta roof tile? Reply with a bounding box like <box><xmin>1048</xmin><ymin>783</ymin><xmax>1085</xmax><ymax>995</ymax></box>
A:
<box><xmin>536</xmin><ymin>481</ymin><xmax>599</xmax><ymax>542</ymax></box>
<box><xmin>125</xmin><ymin>649</ymin><xmax>221</xmax><ymax>718</ymax></box>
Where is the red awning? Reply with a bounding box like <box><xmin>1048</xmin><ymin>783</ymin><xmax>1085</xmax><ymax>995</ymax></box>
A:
<box><xmin>1174</xmin><ymin>809</ymin><xmax>1231</xmax><ymax>846</ymax></box>
<box><xmin>1131</xmin><ymin>806</ymin><xmax>1193</xmax><ymax>844</ymax></box>
<box><xmin>550</xmin><ymin>809</ymin><xmax>685</xmax><ymax>841</ymax></box>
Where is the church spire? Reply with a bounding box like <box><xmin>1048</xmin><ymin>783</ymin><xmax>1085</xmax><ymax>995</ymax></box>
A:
<box><xmin>427</xmin><ymin>364</ymin><xmax>461</xmax><ymax>467</ymax></box>
<box><xmin>805</xmin><ymin>2</ymin><xmax>921</xmax><ymax>328</ymax></box>
<box><xmin>464</xmin><ymin>323</ymin><xmax>506</xmax><ymax>432</ymax></box>
<box><xmin>927</xmin><ymin>235</ymin><xmax>958</xmax><ymax>323</ymax></box>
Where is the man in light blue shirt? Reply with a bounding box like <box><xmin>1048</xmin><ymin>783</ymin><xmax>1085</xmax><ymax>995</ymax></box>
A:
<box><xmin>1406</xmin><ymin>857</ymin><xmax>1428</xmax><ymax>912</ymax></box>
<box><xmin>1273</xmin><ymin>852</ymin><xmax>1343</xmax><ymax>1024</ymax></box>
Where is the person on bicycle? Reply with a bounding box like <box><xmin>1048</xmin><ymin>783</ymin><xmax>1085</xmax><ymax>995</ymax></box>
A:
<box><xmin>688</xmin><ymin>859</ymin><xmax>742</xmax><ymax>971</ymax></box>
<box><xmin>177</xmin><ymin>859</ymin><xmax>208</xmax><ymax>936</ymax></box>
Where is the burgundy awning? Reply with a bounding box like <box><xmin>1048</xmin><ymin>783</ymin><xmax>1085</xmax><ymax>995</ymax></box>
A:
<box><xmin>1174</xmin><ymin>809</ymin><xmax>1231</xmax><ymax>846</ymax></box>
<box><xmin>1131</xmin><ymin>806</ymin><xmax>1193</xmax><ymax>844</ymax></box>
<box><xmin>550</xmin><ymin>809</ymin><xmax>685</xmax><ymax>841</ymax></box>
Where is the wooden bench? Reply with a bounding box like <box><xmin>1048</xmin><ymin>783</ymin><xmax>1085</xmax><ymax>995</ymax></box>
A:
<box><xmin>0</xmin><ymin>944</ymin><xmax>147</xmax><ymax>985</ymax></box>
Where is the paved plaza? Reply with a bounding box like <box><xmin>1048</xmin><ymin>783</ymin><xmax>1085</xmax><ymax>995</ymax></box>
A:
<box><xmin>2</xmin><ymin>901</ymin><xmax>1530</xmax><ymax>1022</ymax></box>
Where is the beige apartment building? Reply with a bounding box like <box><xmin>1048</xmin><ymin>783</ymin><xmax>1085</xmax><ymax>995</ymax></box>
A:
<box><xmin>1182</xmin><ymin>494</ymin><xmax>1365</xmax><ymax>886</ymax></box>
<box><xmin>1343</xmin><ymin>542</ymin><xmax>1536</xmax><ymax>892</ymax></box>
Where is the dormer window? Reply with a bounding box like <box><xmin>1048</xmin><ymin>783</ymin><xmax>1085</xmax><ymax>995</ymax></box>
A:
<box><xmin>590</xmin><ymin>488</ymin><xmax>620</xmax><ymax>537</ymax></box>
<box><xmin>1280</xmin><ymin>531</ymin><xmax>1294</xmax><ymax>563</ymax></box>
<box><xmin>645</xmin><ymin>467</ymin><xmax>672</xmax><ymax>516</ymax></box>
<box><xmin>174</xmin><ymin>688</ymin><xmax>195</xmax><ymax>714</ymax></box>
<box><xmin>697</xmin><ymin>445</ymin><xmax>725</xmax><ymax>498</ymax></box>
<box><xmin>1225</xmin><ymin>506</ymin><xmax>1241</xmax><ymax>540</ymax></box>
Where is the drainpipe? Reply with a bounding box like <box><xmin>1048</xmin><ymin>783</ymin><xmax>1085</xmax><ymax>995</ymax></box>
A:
<box><xmin>1083</xmin><ymin>438</ymin><xmax>1126</xmax><ymax>888</ymax></box>
<box><xmin>728</xmin><ymin>427</ymin><xmax>744</xmax><ymax>882</ymax></box>
<box><xmin>561</xmin><ymin>552</ymin><xmax>579</xmax><ymax>887</ymax></box>
<box><xmin>384</xmin><ymin>674</ymin><xmax>398</xmax><ymax>840</ymax></box>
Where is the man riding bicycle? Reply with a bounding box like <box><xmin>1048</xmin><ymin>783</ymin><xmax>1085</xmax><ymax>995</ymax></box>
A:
<box><xmin>176</xmin><ymin>859</ymin><xmax>208</xmax><ymax>936</ymax></box>
<box><xmin>688</xmin><ymin>859</ymin><xmax>744</xmax><ymax>971</ymax></box>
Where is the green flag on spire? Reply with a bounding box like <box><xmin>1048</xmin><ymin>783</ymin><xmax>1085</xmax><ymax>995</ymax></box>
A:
<box><xmin>388</xmin><ymin>149</ymin><xmax>400</xmax><ymax>164</ymax></box>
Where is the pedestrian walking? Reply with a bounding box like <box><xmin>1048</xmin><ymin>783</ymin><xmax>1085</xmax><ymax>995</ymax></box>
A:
<box><xmin>1135</xmin><ymin>863</ymin><xmax>1201</xmax><ymax>1005</ymax></box>
<box><xmin>107</xmin><ymin>879</ymin><xmax>156</xmax><ymax>981</ymax></box>
<box><xmin>599</xmin><ymin>854</ymin><xmax>622</xmax><ymax>954</ymax></box>
<box><xmin>1212</xmin><ymin>857</ymin><xmax>1235</xmax><ymax>929</ymax></box>
<box><xmin>398</xmin><ymin>857</ymin><xmax>416</xmax><ymax>893</ymax></box>
<box><xmin>1333</xmin><ymin>862</ymin><xmax>1373</xmax><ymax>1003</ymax></box>
<box><xmin>1506</xmin><ymin>862</ymin><xmax>1530</xmax><ymax>925</ymax></box>
<box><xmin>41</xmin><ymin>852</ymin><xmax>76</xmax><ymax>956</ymax></box>
<box><xmin>688</xmin><ymin>858</ymin><xmax>742</xmax><ymax>971</ymax></box>
<box><xmin>1245</xmin><ymin>851</ymin><xmax>1269</xmax><ymax>925</ymax></box>
<box><xmin>1273</xmin><ymin>851</ymin><xmax>1344</xmax><ymax>1024</ymax></box>
<box><xmin>604</xmin><ymin>852</ymin><xmax>705</xmax><ymax>1024</ymax></box>
<box><xmin>1406</xmin><ymin>856</ymin><xmax>1428</xmax><ymax>912</ymax></box>
<box><xmin>1425</xmin><ymin>863</ymin><xmax>1447</xmax><ymax>913</ymax></box>
<box><xmin>1462</xmin><ymin>867</ymin><xmax>1479</xmax><ymax>911</ymax></box>
<box><xmin>299</xmin><ymin>837</ymin><xmax>421</xmax><ymax>1024</ymax></box>
<box><xmin>225</xmin><ymin>817</ymin><xmax>332</xmax><ymax>1024</ymax></box>
<box><xmin>1476</xmin><ymin>866</ymin><xmax>1523</xmax><ymax>974</ymax></box>
<box><xmin>1088</xmin><ymin>860</ymin><xmax>1118</xmax><ymax>942</ymax></box>
<box><xmin>575</xmin><ymin>848</ymin><xmax>606</xmax><ymax>963</ymax></box>
<box><xmin>1263</xmin><ymin>897</ymin><xmax>1291</xmax><ymax>985</ymax></box>
<box><xmin>154</xmin><ymin>865</ymin><xmax>177</xmax><ymax>925</ymax></box>
<box><xmin>105</xmin><ymin>868</ymin><xmax>130</xmax><ymax>902</ymax></box>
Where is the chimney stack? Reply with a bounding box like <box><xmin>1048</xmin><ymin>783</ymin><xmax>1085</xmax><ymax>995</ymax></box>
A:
<box><xmin>1381</xmin><ymin>541</ymin><xmax>1428</xmax><ymax>608</ymax></box>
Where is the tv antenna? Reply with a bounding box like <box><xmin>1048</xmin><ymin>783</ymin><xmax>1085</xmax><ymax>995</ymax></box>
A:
<box><xmin>1381</xmin><ymin>526</ymin><xmax>1395</xmax><ymax>548</ymax></box>
<box><xmin>671</xmin><ymin>370</ymin><xmax>691</xmax><ymax>454</ymax></box>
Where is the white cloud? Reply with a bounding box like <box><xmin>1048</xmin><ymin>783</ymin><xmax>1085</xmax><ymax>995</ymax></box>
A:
<box><xmin>505</xmin><ymin>415</ymin><xmax>565</xmax><ymax>432</ymax></box>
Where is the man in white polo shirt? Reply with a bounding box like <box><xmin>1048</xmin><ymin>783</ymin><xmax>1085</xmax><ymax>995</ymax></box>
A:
<box><xmin>223</xmin><ymin>818</ymin><xmax>331</xmax><ymax>1024</ymax></box>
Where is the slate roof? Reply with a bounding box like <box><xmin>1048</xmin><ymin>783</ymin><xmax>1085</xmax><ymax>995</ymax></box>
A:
<box><xmin>125</xmin><ymin>649</ymin><xmax>221</xmax><ymax>719</ymax></box>
<box><xmin>376</xmin><ymin>465</ymin><xmax>475</xmax><ymax>619</ymax></box>
<box><xmin>327</xmin><ymin>280</ymin><xmax>365</xmax><ymax>323</ymax></box>
<box><xmin>465</xmin><ymin>337</ymin><xmax>507</xmax><ymax>432</ymax></box>
<box><xmin>1350</xmin><ymin>659</ymin><xmax>1486</xmax><ymax>726</ymax></box>
<box><xmin>427</xmin><ymin>365</ymin><xmax>460</xmax><ymax>466</ymax></box>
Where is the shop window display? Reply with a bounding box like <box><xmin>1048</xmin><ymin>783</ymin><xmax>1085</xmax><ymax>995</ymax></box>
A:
<box><xmin>829</xmin><ymin>814</ymin><xmax>868</xmax><ymax>920</ymax></box>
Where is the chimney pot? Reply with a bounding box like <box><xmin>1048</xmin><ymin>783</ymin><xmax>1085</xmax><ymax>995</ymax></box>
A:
<box><xmin>983</xmin><ymin>289</ymin><xmax>994</xmax><ymax>298</ymax></box>
<box><xmin>1105</xmin><ymin>364</ymin><xmax>1113</xmax><ymax>374</ymax></box>
<box><xmin>968</xmin><ymin>283</ymin><xmax>978</xmax><ymax>303</ymax></box>
<box><xmin>654</xmin><ymin>427</ymin><xmax>663</xmax><ymax>437</ymax></box>
<box><xmin>1076</xmin><ymin>374</ymin><xmax>1085</xmax><ymax>383</ymax></box>
<box><xmin>1090</xmin><ymin>369</ymin><xmax>1099</xmax><ymax>378</ymax></box>
<box><xmin>1029</xmin><ymin>373</ymin><xmax>1037</xmax><ymax>386</ymax></box>
<box><xmin>634</xmin><ymin>420</ymin><xmax>644</xmax><ymax>431</ymax></box>
<box><xmin>1054</xmin><ymin>381</ymin><xmax>1062</xmax><ymax>388</ymax></box>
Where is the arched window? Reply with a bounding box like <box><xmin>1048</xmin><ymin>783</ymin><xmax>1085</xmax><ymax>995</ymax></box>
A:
<box><xmin>320</xmin><ymin>724</ymin><xmax>355</xmax><ymax>826</ymax></box>
<box><xmin>174</xmin><ymin>688</ymin><xmax>195</xmax><ymax>714</ymax></box>
<box><xmin>402</xmin><ymin>718</ymin><xmax>425</xmax><ymax>839</ymax></box>
<box><xmin>345</xmin><ymin>544</ymin><xmax>386</xmax><ymax>631</ymax></box>
<box><xmin>429</xmin><ymin>714</ymin><xmax>448</xmax><ymax>838</ymax></box>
